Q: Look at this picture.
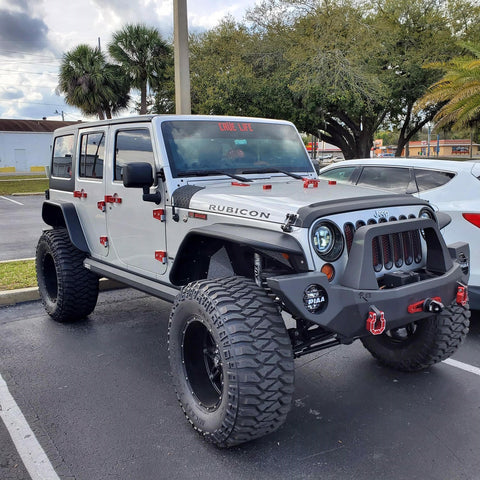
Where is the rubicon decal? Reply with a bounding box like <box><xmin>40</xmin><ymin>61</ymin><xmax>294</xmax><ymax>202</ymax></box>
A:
<box><xmin>209</xmin><ymin>204</ymin><xmax>270</xmax><ymax>219</ymax></box>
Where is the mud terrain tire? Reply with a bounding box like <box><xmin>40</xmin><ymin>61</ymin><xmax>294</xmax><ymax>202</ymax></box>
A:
<box><xmin>36</xmin><ymin>228</ymin><xmax>99</xmax><ymax>322</ymax></box>
<box><xmin>168</xmin><ymin>276</ymin><xmax>295</xmax><ymax>447</ymax></box>
<box><xmin>361</xmin><ymin>301</ymin><xmax>470</xmax><ymax>371</ymax></box>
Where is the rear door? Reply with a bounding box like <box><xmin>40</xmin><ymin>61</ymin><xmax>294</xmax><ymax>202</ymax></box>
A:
<box><xmin>75</xmin><ymin>127</ymin><xmax>108</xmax><ymax>257</ymax></box>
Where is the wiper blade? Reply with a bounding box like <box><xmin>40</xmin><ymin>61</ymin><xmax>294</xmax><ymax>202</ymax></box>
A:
<box><xmin>240</xmin><ymin>168</ymin><xmax>304</xmax><ymax>180</ymax></box>
<box><xmin>176</xmin><ymin>170</ymin><xmax>252</xmax><ymax>182</ymax></box>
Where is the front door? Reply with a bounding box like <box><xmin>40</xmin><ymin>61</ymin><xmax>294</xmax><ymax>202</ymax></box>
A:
<box><xmin>105</xmin><ymin>124</ymin><xmax>167</xmax><ymax>277</ymax></box>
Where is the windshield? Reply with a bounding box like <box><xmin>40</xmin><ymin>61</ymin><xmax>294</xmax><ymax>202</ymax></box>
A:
<box><xmin>161</xmin><ymin>120</ymin><xmax>314</xmax><ymax>177</ymax></box>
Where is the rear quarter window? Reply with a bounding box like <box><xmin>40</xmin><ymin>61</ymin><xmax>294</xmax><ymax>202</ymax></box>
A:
<box><xmin>51</xmin><ymin>134</ymin><xmax>74</xmax><ymax>178</ymax></box>
<box><xmin>414</xmin><ymin>168</ymin><xmax>455</xmax><ymax>192</ymax></box>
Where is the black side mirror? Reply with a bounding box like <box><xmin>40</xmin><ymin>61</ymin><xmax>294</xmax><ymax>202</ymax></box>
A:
<box><xmin>123</xmin><ymin>162</ymin><xmax>154</xmax><ymax>188</ymax></box>
<box><xmin>123</xmin><ymin>162</ymin><xmax>161</xmax><ymax>204</ymax></box>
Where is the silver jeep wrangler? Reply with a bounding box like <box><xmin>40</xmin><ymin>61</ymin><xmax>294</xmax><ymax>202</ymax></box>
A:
<box><xmin>37</xmin><ymin>115</ymin><xmax>470</xmax><ymax>447</ymax></box>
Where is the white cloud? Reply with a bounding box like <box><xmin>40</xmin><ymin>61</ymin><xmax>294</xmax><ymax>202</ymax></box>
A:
<box><xmin>0</xmin><ymin>0</ymin><xmax>260</xmax><ymax>119</ymax></box>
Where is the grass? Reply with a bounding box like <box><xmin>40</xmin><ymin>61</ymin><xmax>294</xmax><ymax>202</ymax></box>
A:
<box><xmin>0</xmin><ymin>174</ymin><xmax>46</xmax><ymax>180</ymax></box>
<box><xmin>0</xmin><ymin>178</ymin><xmax>48</xmax><ymax>195</ymax></box>
<box><xmin>0</xmin><ymin>259</ymin><xmax>37</xmax><ymax>291</ymax></box>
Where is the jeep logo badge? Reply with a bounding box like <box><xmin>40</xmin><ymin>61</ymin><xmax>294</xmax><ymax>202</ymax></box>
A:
<box><xmin>374</xmin><ymin>210</ymin><xmax>389</xmax><ymax>219</ymax></box>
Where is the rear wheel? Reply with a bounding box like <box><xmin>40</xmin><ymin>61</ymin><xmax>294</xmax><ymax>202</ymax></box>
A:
<box><xmin>36</xmin><ymin>228</ymin><xmax>99</xmax><ymax>322</ymax></box>
<box><xmin>361</xmin><ymin>301</ymin><xmax>470</xmax><ymax>371</ymax></box>
<box><xmin>168</xmin><ymin>276</ymin><xmax>295</xmax><ymax>447</ymax></box>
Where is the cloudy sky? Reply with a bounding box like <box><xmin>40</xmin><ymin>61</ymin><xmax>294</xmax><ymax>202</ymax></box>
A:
<box><xmin>0</xmin><ymin>0</ymin><xmax>259</xmax><ymax>121</ymax></box>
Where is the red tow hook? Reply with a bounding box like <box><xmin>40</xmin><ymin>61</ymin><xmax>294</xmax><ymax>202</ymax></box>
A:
<box><xmin>407</xmin><ymin>297</ymin><xmax>443</xmax><ymax>314</ymax></box>
<box><xmin>456</xmin><ymin>284</ymin><xmax>468</xmax><ymax>306</ymax></box>
<box><xmin>366</xmin><ymin>306</ymin><xmax>386</xmax><ymax>335</ymax></box>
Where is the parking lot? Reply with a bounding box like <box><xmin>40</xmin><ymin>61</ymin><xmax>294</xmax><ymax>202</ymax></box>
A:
<box><xmin>0</xmin><ymin>195</ymin><xmax>46</xmax><ymax>261</ymax></box>
<box><xmin>1</xmin><ymin>288</ymin><xmax>479</xmax><ymax>480</ymax></box>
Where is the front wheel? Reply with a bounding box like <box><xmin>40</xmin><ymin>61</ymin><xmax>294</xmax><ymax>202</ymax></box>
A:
<box><xmin>361</xmin><ymin>300</ymin><xmax>470</xmax><ymax>371</ymax></box>
<box><xmin>168</xmin><ymin>276</ymin><xmax>295</xmax><ymax>447</ymax></box>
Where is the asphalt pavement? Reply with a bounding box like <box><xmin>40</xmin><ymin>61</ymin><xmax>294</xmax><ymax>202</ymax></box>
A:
<box><xmin>0</xmin><ymin>195</ymin><xmax>46</xmax><ymax>261</ymax></box>
<box><xmin>1</xmin><ymin>289</ymin><xmax>479</xmax><ymax>480</ymax></box>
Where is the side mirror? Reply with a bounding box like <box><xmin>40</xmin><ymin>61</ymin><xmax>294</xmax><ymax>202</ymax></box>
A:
<box><xmin>123</xmin><ymin>162</ymin><xmax>161</xmax><ymax>204</ymax></box>
<box><xmin>123</xmin><ymin>162</ymin><xmax>154</xmax><ymax>188</ymax></box>
<box><xmin>436</xmin><ymin>211</ymin><xmax>452</xmax><ymax>230</ymax></box>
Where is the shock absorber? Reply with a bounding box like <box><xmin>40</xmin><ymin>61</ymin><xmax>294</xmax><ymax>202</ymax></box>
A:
<box><xmin>254</xmin><ymin>252</ymin><xmax>263</xmax><ymax>288</ymax></box>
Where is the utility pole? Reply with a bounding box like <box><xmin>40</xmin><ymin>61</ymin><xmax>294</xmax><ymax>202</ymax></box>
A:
<box><xmin>173</xmin><ymin>0</ymin><xmax>191</xmax><ymax>114</ymax></box>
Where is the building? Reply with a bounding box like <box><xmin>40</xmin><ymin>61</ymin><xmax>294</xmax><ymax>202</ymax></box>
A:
<box><xmin>0</xmin><ymin>119</ymin><xmax>80</xmax><ymax>173</ymax></box>
<box><xmin>306</xmin><ymin>140</ymin><xmax>344</xmax><ymax>160</ymax></box>
<box><xmin>405</xmin><ymin>139</ymin><xmax>480</xmax><ymax>157</ymax></box>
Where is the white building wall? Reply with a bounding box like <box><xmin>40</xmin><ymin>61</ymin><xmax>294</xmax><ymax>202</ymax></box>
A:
<box><xmin>0</xmin><ymin>131</ymin><xmax>53</xmax><ymax>172</ymax></box>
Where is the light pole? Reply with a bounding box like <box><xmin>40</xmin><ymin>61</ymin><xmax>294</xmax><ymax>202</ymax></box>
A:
<box><xmin>173</xmin><ymin>0</ymin><xmax>191</xmax><ymax>114</ymax></box>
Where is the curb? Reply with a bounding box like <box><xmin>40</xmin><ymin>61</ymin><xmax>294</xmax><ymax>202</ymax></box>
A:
<box><xmin>0</xmin><ymin>278</ymin><xmax>125</xmax><ymax>307</ymax></box>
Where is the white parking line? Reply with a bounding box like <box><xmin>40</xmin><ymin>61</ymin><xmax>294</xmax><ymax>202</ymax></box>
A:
<box><xmin>0</xmin><ymin>195</ymin><xmax>23</xmax><ymax>205</ymax></box>
<box><xmin>0</xmin><ymin>373</ymin><xmax>61</xmax><ymax>480</ymax></box>
<box><xmin>443</xmin><ymin>358</ymin><xmax>480</xmax><ymax>377</ymax></box>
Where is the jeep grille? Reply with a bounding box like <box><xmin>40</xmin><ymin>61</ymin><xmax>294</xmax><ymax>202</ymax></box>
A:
<box><xmin>343</xmin><ymin>215</ymin><xmax>422</xmax><ymax>272</ymax></box>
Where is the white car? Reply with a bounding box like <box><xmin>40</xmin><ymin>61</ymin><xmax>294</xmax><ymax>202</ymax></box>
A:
<box><xmin>319</xmin><ymin>158</ymin><xmax>480</xmax><ymax>309</ymax></box>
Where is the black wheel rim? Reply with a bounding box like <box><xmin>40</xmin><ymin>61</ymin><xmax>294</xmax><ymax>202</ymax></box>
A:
<box><xmin>43</xmin><ymin>253</ymin><xmax>58</xmax><ymax>302</ymax></box>
<box><xmin>182</xmin><ymin>318</ymin><xmax>224</xmax><ymax>410</ymax></box>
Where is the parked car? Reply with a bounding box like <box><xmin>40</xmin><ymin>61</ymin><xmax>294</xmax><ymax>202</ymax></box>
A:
<box><xmin>319</xmin><ymin>158</ymin><xmax>480</xmax><ymax>309</ymax></box>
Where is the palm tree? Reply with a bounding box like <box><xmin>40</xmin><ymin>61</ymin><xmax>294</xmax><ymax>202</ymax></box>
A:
<box><xmin>418</xmin><ymin>45</ymin><xmax>480</xmax><ymax>130</ymax></box>
<box><xmin>108</xmin><ymin>24</ymin><xmax>172</xmax><ymax>115</ymax></box>
<box><xmin>57</xmin><ymin>44</ymin><xmax>130</xmax><ymax>120</ymax></box>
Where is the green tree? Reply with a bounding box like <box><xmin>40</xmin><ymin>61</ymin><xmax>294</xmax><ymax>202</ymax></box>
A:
<box><xmin>57</xmin><ymin>44</ymin><xmax>129</xmax><ymax>120</ymax></box>
<box><xmin>251</xmin><ymin>0</ymin><xmax>387</xmax><ymax>158</ymax></box>
<box><xmin>370</xmin><ymin>0</ymin><xmax>459</xmax><ymax>156</ymax></box>
<box><xmin>108</xmin><ymin>24</ymin><xmax>172</xmax><ymax>115</ymax></box>
<box><xmin>418</xmin><ymin>45</ymin><xmax>480</xmax><ymax>130</ymax></box>
<box><xmin>189</xmin><ymin>0</ymin><xmax>479</xmax><ymax>158</ymax></box>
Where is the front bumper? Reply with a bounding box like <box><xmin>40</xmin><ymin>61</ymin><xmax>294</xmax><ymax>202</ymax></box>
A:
<box><xmin>267</xmin><ymin>218</ymin><xmax>469</xmax><ymax>340</ymax></box>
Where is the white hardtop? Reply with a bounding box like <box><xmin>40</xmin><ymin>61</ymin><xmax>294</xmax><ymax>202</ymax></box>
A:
<box><xmin>52</xmin><ymin>114</ymin><xmax>296</xmax><ymax>136</ymax></box>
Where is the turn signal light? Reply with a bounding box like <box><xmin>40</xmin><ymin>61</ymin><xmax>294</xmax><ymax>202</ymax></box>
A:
<box><xmin>321</xmin><ymin>263</ymin><xmax>335</xmax><ymax>281</ymax></box>
<box><xmin>462</xmin><ymin>213</ymin><xmax>480</xmax><ymax>228</ymax></box>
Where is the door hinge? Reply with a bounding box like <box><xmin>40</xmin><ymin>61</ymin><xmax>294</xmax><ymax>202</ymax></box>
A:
<box><xmin>155</xmin><ymin>251</ymin><xmax>167</xmax><ymax>264</ymax></box>
<box><xmin>73</xmin><ymin>189</ymin><xmax>87</xmax><ymax>198</ymax></box>
<box><xmin>153</xmin><ymin>209</ymin><xmax>166</xmax><ymax>222</ymax></box>
<box><xmin>105</xmin><ymin>194</ymin><xmax>122</xmax><ymax>204</ymax></box>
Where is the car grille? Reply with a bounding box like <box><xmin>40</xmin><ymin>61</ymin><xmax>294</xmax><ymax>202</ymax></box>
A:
<box><xmin>343</xmin><ymin>215</ymin><xmax>423</xmax><ymax>272</ymax></box>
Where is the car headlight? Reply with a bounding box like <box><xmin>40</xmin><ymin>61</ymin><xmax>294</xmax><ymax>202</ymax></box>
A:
<box><xmin>419</xmin><ymin>207</ymin><xmax>435</xmax><ymax>221</ymax></box>
<box><xmin>311</xmin><ymin>220</ymin><xmax>344</xmax><ymax>261</ymax></box>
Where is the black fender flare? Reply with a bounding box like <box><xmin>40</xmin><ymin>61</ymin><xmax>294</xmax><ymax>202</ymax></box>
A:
<box><xmin>41</xmin><ymin>201</ymin><xmax>89</xmax><ymax>253</ymax></box>
<box><xmin>169</xmin><ymin>223</ymin><xmax>306</xmax><ymax>285</ymax></box>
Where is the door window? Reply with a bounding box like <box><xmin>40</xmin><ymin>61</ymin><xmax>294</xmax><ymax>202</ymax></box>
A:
<box><xmin>319</xmin><ymin>166</ymin><xmax>357</xmax><ymax>183</ymax></box>
<box><xmin>114</xmin><ymin>129</ymin><xmax>155</xmax><ymax>181</ymax></box>
<box><xmin>357</xmin><ymin>166</ymin><xmax>413</xmax><ymax>193</ymax></box>
<box><xmin>79</xmin><ymin>132</ymin><xmax>105</xmax><ymax>179</ymax></box>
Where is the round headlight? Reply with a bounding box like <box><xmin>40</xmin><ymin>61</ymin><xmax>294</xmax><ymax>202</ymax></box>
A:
<box><xmin>311</xmin><ymin>221</ymin><xmax>344</xmax><ymax>261</ymax></box>
<box><xmin>419</xmin><ymin>207</ymin><xmax>435</xmax><ymax>221</ymax></box>
<box><xmin>313</xmin><ymin>225</ymin><xmax>334</xmax><ymax>254</ymax></box>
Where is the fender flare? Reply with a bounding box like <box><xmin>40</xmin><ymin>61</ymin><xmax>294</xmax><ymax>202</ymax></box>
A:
<box><xmin>41</xmin><ymin>201</ymin><xmax>89</xmax><ymax>253</ymax></box>
<box><xmin>169</xmin><ymin>223</ymin><xmax>306</xmax><ymax>285</ymax></box>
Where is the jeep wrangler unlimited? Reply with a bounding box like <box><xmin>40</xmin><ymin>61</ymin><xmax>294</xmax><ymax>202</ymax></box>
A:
<box><xmin>36</xmin><ymin>115</ymin><xmax>470</xmax><ymax>447</ymax></box>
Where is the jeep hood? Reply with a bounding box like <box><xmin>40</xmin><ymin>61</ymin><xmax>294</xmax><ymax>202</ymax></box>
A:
<box><xmin>174</xmin><ymin>178</ymin><xmax>425</xmax><ymax>225</ymax></box>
